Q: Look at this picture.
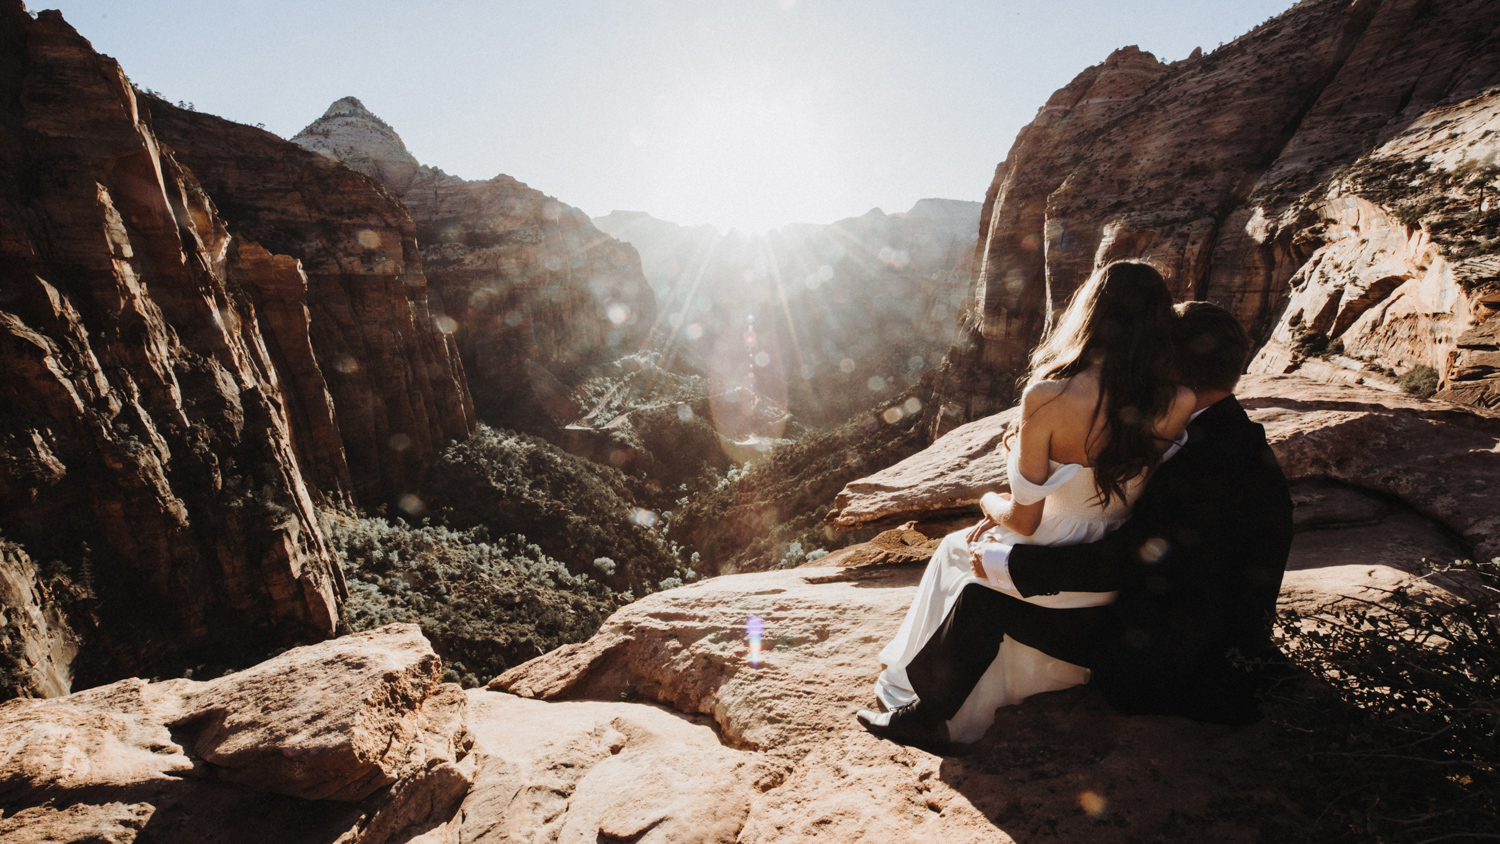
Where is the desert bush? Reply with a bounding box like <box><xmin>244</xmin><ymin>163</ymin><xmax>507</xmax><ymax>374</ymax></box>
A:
<box><xmin>421</xmin><ymin>425</ymin><xmax>680</xmax><ymax>593</ymax></box>
<box><xmin>1396</xmin><ymin>364</ymin><xmax>1440</xmax><ymax>398</ymax></box>
<box><xmin>324</xmin><ymin>511</ymin><xmax>622</xmax><ymax>684</ymax></box>
<box><xmin>1268</xmin><ymin>558</ymin><xmax>1500</xmax><ymax>842</ymax></box>
<box><xmin>1291</xmin><ymin>328</ymin><xmax>1337</xmax><ymax>359</ymax></box>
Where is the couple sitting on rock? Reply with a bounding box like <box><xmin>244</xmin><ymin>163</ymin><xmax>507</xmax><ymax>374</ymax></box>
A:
<box><xmin>859</xmin><ymin>261</ymin><xmax>1294</xmax><ymax>749</ymax></box>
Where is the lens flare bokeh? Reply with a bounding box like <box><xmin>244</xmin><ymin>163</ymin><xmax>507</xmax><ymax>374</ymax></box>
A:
<box><xmin>746</xmin><ymin>615</ymin><xmax>764</xmax><ymax>666</ymax></box>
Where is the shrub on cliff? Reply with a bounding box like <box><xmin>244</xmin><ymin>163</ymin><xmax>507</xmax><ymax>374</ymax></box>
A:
<box><xmin>324</xmin><ymin>512</ymin><xmax>621</xmax><ymax>684</ymax></box>
<box><xmin>1269</xmin><ymin>558</ymin><xmax>1500</xmax><ymax>842</ymax></box>
<box><xmin>421</xmin><ymin>425</ymin><xmax>681</xmax><ymax>594</ymax></box>
<box><xmin>1396</xmin><ymin>364</ymin><xmax>1440</xmax><ymax>399</ymax></box>
<box><xmin>561</xmin><ymin>351</ymin><xmax>746</xmax><ymax>492</ymax></box>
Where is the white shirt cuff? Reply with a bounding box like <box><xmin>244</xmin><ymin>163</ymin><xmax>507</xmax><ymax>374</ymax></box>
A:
<box><xmin>980</xmin><ymin>543</ymin><xmax>1016</xmax><ymax>591</ymax></box>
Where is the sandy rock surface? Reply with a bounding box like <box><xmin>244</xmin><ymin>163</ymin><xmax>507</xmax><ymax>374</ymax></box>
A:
<box><xmin>0</xmin><ymin>802</ymin><xmax>155</xmax><ymax>844</ymax></box>
<box><xmin>494</xmin><ymin>564</ymin><xmax>916</xmax><ymax>757</ymax></box>
<box><xmin>441</xmin><ymin>693</ymin><xmax>768</xmax><ymax>844</ymax></box>
<box><xmin>488</xmin><ymin>498</ymin><xmax>1455</xmax><ymax>843</ymax></box>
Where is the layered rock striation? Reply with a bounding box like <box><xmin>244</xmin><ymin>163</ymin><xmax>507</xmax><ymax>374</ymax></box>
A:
<box><xmin>0</xmin><ymin>538</ymin><xmax>79</xmax><ymax>699</ymax></box>
<box><xmin>937</xmin><ymin>0</ymin><xmax>1500</xmax><ymax>433</ymax></box>
<box><xmin>145</xmin><ymin>98</ymin><xmax>476</xmax><ymax>506</ymax></box>
<box><xmin>0</xmin><ymin>5</ymin><xmax>349</xmax><ymax>688</ymax></box>
<box><xmin>293</xmin><ymin>98</ymin><xmax>655</xmax><ymax>433</ymax></box>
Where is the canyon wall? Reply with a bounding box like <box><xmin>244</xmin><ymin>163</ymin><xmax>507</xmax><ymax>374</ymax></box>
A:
<box><xmin>292</xmin><ymin>98</ymin><xmax>655</xmax><ymax>434</ymax></box>
<box><xmin>936</xmin><ymin>0</ymin><xmax>1500</xmax><ymax>433</ymax></box>
<box><xmin>0</xmin><ymin>6</ymin><xmax>347</xmax><ymax>688</ymax></box>
<box><xmin>145</xmin><ymin>99</ymin><xmax>476</xmax><ymax>506</ymax></box>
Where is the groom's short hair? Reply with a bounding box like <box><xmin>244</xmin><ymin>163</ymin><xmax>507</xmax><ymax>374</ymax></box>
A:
<box><xmin>1172</xmin><ymin>301</ymin><xmax>1250</xmax><ymax>392</ymax></box>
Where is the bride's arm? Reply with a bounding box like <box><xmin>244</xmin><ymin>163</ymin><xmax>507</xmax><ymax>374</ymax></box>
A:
<box><xmin>1154</xmin><ymin>385</ymin><xmax>1197</xmax><ymax>447</ymax></box>
<box><xmin>980</xmin><ymin>384</ymin><xmax>1055</xmax><ymax>537</ymax></box>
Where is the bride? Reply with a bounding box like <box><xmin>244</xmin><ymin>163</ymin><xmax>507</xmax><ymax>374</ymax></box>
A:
<box><xmin>866</xmin><ymin>261</ymin><xmax>1195</xmax><ymax>744</ymax></box>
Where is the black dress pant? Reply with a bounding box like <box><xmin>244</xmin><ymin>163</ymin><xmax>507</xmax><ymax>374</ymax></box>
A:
<box><xmin>904</xmin><ymin>583</ymin><xmax>1111</xmax><ymax>720</ymax></box>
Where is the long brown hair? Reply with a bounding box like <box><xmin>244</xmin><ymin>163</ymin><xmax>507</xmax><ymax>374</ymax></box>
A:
<box><xmin>1021</xmin><ymin>261</ymin><xmax>1177</xmax><ymax>505</ymax></box>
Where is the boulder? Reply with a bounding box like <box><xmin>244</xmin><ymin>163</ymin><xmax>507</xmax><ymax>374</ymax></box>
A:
<box><xmin>827</xmin><ymin>407</ymin><xmax>1018</xmax><ymax>530</ymax></box>
<box><xmin>1238</xmin><ymin>376</ymin><xmax>1500</xmax><ymax>563</ymax></box>
<box><xmin>167</xmin><ymin>625</ymin><xmax>470</xmax><ymax>801</ymax></box>
<box><xmin>492</xmin><ymin>564</ymin><xmax>916</xmax><ymax>756</ymax></box>
<box><xmin>0</xmin><ymin>803</ymin><xmax>154</xmax><ymax>844</ymax></box>
<box><xmin>445</xmin><ymin>693</ymin><xmax>768</xmax><ymax>844</ymax></box>
<box><xmin>0</xmin><ymin>624</ymin><xmax>470</xmax><ymax>844</ymax></box>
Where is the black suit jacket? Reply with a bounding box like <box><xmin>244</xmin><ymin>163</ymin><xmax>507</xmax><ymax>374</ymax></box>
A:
<box><xmin>1006</xmin><ymin>396</ymin><xmax>1293</xmax><ymax>724</ymax></box>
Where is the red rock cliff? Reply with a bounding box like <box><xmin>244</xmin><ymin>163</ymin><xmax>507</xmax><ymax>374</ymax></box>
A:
<box><xmin>937</xmin><ymin>0</ymin><xmax>1500</xmax><ymax>432</ymax></box>
<box><xmin>0</xmin><ymin>6</ymin><xmax>346</xmax><ymax>686</ymax></box>
<box><xmin>145</xmin><ymin>100</ymin><xmax>477</xmax><ymax>506</ymax></box>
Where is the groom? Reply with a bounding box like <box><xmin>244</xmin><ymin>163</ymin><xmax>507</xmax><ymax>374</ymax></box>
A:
<box><xmin>860</xmin><ymin>301</ymin><xmax>1294</xmax><ymax>745</ymax></box>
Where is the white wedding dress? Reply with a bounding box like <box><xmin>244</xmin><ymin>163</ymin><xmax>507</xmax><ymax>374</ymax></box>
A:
<box><xmin>874</xmin><ymin>450</ymin><xmax>1146</xmax><ymax>743</ymax></box>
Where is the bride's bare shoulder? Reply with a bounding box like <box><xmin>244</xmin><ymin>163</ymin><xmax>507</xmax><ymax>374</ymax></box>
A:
<box><xmin>1020</xmin><ymin>376</ymin><xmax>1092</xmax><ymax>420</ymax></box>
<box><xmin>1020</xmin><ymin>379</ymin><xmax>1062</xmax><ymax>411</ymax></box>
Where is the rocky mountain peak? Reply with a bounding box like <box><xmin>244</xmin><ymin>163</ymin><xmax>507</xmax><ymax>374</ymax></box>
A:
<box><xmin>321</xmin><ymin>95</ymin><xmax>373</xmax><ymax>118</ymax></box>
<box><xmin>293</xmin><ymin>96</ymin><xmax>420</xmax><ymax>193</ymax></box>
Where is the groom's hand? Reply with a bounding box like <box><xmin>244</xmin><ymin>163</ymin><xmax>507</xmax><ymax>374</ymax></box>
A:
<box><xmin>968</xmin><ymin>548</ymin><xmax>987</xmax><ymax>579</ymax></box>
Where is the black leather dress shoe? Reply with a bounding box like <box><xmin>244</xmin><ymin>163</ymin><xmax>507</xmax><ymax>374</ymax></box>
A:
<box><xmin>855</xmin><ymin>701</ymin><xmax>952</xmax><ymax>752</ymax></box>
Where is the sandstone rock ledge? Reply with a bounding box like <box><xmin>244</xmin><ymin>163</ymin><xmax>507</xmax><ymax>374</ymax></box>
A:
<box><xmin>485</xmin><ymin>561</ymin><xmax>1313</xmax><ymax>843</ymax></box>
<box><xmin>470</xmin><ymin>373</ymin><xmax>1497</xmax><ymax>842</ymax></box>
<box><xmin>1</xmin><ymin>543</ymin><xmax>1472</xmax><ymax>842</ymax></box>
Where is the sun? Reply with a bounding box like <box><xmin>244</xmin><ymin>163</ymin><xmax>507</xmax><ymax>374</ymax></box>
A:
<box><xmin>628</xmin><ymin>69</ymin><xmax>851</xmax><ymax>232</ymax></box>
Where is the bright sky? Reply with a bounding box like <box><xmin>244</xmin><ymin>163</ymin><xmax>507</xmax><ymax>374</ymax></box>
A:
<box><xmin>43</xmin><ymin>0</ymin><xmax>1294</xmax><ymax>233</ymax></box>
